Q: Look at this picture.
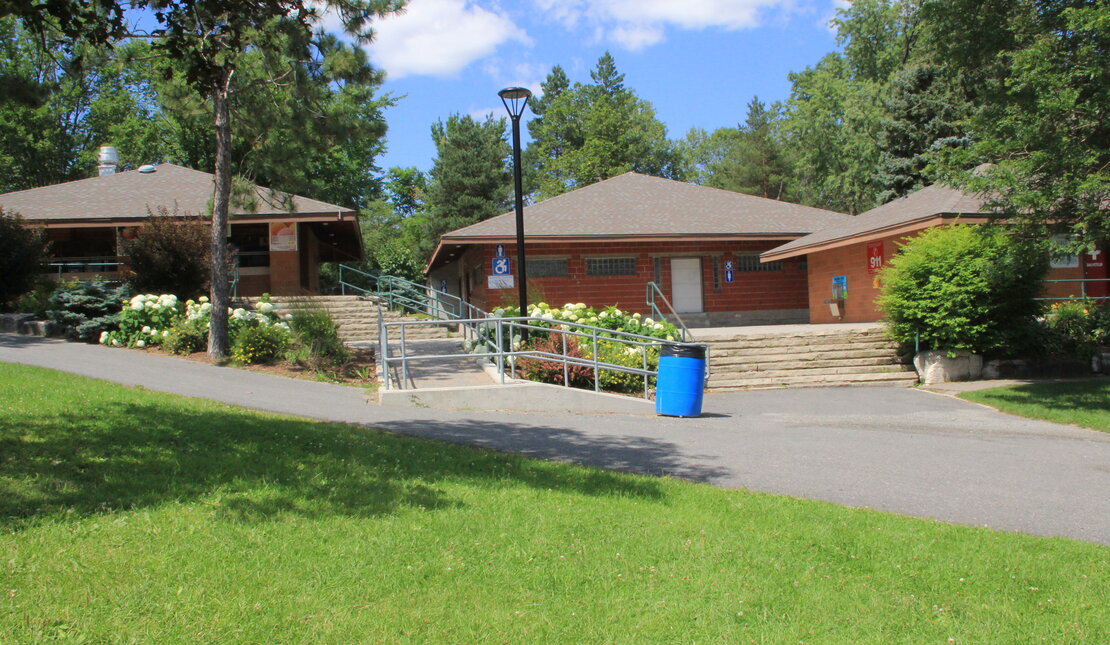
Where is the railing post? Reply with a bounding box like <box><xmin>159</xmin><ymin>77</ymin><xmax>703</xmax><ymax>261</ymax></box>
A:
<box><xmin>642</xmin><ymin>344</ymin><xmax>649</xmax><ymax>399</ymax></box>
<box><xmin>592</xmin><ymin>328</ymin><xmax>600</xmax><ymax>392</ymax></box>
<box><xmin>562</xmin><ymin>329</ymin><xmax>569</xmax><ymax>387</ymax></box>
<box><xmin>496</xmin><ymin>320</ymin><xmax>505</xmax><ymax>384</ymax></box>
<box><xmin>400</xmin><ymin>323</ymin><xmax>408</xmax><ymax>388</ymax></box>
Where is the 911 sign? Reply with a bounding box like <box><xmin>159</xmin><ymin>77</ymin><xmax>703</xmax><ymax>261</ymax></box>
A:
<box><xmin>867</xmin><ymin>240</ymin><xmax>884</xmax><ymax>275</ymax></box>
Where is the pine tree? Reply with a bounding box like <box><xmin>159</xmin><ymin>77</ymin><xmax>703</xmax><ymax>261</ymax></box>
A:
<box><xmin>423</xmin><ymin>114</ymin><xmax>511</xmax><ymax>253</ymax></box>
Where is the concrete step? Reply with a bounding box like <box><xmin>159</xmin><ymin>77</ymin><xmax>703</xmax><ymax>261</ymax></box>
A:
<box><xmin>708</xmin><ymin>370</ymin><xmax>918</xmax><ymax>391</ymax></box>
<box><xmin>712</xmin><ymin>347</ymin><xmax>901</xmax><ymax>365</ymax></box>
<box><xmin>709</xmin><ymin>362</ymin><xmax>914</xmax><ymax>380</ymax></box>
<box><xmin>714</xmin><ymin>356</ymin><xmax>905</xmax><ymax>373</ymax></box>
<box><xmin>708</xmin><ymin>331</ymin><xmax>892</xmax><ymax>351</ymax></box>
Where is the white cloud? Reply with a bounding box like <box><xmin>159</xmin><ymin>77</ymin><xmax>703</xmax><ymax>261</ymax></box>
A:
<box><xmin>367</xmin><ymin>0</ymin><xmax>527</xmax><ymax>79</ymax></box>
<box><xmin>534</xmin><ymin>0</ymin><xmax>794</xmax><ymax>50</ymax></box>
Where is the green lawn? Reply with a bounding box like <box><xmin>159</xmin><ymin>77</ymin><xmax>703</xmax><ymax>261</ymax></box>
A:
<box><xmin>1</xmin><ymin>363</ymin><xmax>1107</xmax><ymax>643</ymax></box>
<box><xmin>960</xmin><ymin>379</ymin><xmax>1110</xmax><ymax>433</ymax></box>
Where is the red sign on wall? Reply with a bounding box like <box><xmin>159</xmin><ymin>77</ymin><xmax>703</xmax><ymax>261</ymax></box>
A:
<box><xmin>867</xmin><ymin>240</ymin><xmax>884</xmax><ymax>275</ymax></box>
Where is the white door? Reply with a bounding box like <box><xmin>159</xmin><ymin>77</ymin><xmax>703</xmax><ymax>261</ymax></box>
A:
<box><xmin>670</xmin><ymin>257</ymin><xmax>704</xmax><ymax>313</ymax></box>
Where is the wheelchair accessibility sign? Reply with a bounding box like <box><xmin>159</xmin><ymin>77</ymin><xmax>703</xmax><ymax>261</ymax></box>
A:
<box><xmin>492</xmin><ymin>256</ymin><xmax>511</xmax><ymax>276</ymax></box>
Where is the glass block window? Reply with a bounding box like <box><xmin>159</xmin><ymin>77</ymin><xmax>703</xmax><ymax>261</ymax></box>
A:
<box><xmin>736</xmin><ymin>254</ymin><xmax>782</xmax><ymax>272</ymax></box>
<box><xmin>712</xmin><ymin>256</ymin><xmax>721</xmax><ymax>292</ymax></box>
<box><xmin>586</xmin><ymin>257</ymin><xmax>637</xmax><ymax>276</ymax></box>
<box><xmin>527</xmin><ymin>258</ymin><xmax>568</xmax><ymax>277</ymax></box>
<box><xmin>653</xmin><ymin>257</ymin><xmax>663</xmax><ymax>284</ymax></box>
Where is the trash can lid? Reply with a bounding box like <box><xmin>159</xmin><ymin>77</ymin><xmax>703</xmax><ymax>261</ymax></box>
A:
<box><xmin>659</xmin><ymin>342</ymin><xmax>707</xmax><ymax>359</ymax></box>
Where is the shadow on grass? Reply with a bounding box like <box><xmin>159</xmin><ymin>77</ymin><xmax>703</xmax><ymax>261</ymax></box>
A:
<box><xmin>0</xmin><ymin>384</ymin><xmax>711</xmax><ymax>529</ymax></box>
<box><xmin>975</xmin><ymin>380</ymin><xmax>1110</xmax><ymax>413</ymax></box>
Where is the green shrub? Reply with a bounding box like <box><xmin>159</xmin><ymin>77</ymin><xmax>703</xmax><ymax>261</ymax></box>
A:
<box><xmin>163</xmin><ymin>317</ymin><xmax>210</xmax><ymax>355</ymax></box>
<box><xmin>0</xmin><ymin>208</ymin><xmax>50</xmax><ymax>308</ymax></box>
<box><xmin>1041</xmin><ymin>299</ymin><xmax>1110</xmax><ymax>358</ymax></box>
<box><xmin>878</xmin><ymin>225</ymin><xmax>1048</xmax><ymax>355</ymax></box>
<box><xmin>9</xmin><ymin>277</ymin><xmax>57</xmax><ymax>317</ymax></box>
<box><xmin>231</xmin><ymin>324</ymin><xmax>290</xmax><ymax>364</ymax></box>
<box><xmin>287</xmin><ymin>304</ymin><xmax>350</xmax><ymax>370</ymax></box>
<box><xmin>124</xmin><ymin>210</ymin><xmax>212</xmax><ymax>299</ymax></box>
<box><xmin>47</xmin><ymin>280</ymin><xmax>130</xmax><ymax>342</ymax></box>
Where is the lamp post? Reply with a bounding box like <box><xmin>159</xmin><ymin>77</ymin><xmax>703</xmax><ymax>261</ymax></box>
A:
<box><xmin>499</xmin><ymin>86</ymin><xmax>532</xmax><ymax>340</ymax></box>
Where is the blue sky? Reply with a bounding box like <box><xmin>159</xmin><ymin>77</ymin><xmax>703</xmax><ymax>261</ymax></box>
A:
<box><xmin>357</xmin><ymin>0</ymin><xmax>848</xmax><ymax>174</ymax></box>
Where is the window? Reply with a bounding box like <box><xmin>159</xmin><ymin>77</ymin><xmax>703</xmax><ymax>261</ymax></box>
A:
<box><xmin>230</xmin><ymin>223</ymin><xmax>270</xmax><ymax>267</ymax></box>
<box><xmin>527</xmin><ymin>258</ymin><xmax>568</xmax><ymax>277</ymax></box>
<box><xmin>735</xmin><ymin>254</ymin><xmax>781</xmax><ymax>272</ymax></box>
<box><xmin>586</xmin><ymin>257</ymin><xmax>637</xmax><ymax>276</ymax></box>
<box><xmin>712</xmin><ymin>256</ymin><xmax>721</xmax><ymax>292</ymax></box>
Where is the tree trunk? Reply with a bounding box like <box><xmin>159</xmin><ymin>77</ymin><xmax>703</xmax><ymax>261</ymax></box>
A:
<box><xmin>207</xmin><ymin>70</ymin><xmax>233</xmax><ymax>359</ymax></box>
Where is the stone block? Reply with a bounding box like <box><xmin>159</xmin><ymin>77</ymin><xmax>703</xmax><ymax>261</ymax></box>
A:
<box><xmin>913</xmin><ymin>350</ymin><xmax>983</xmax><ymax>385</ymax></box>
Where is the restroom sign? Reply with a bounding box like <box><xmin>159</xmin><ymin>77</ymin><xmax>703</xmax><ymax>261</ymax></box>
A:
<box><xmin>867</xmin><ymin>240</ymin><xmax>884</xmax><ymax>274</ymax></box>
<box><xmin>723</xmin><ymin>260</ymin><xmax>735</xmax><ymax>284</ymax></box>
<box><xmin>494</xmin><ymin>244</ymin><xmax>506</xmax><ymax>257</ymax></box>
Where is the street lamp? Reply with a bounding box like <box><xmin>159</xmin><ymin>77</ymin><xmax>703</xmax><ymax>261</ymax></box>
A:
<box><xmin>499</xmin><ymin>86</ymin><xmax>532</xmax><ymax>339</ymax></box>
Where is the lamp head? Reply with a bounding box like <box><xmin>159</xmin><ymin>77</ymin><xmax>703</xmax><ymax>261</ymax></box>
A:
<box><xmin>498</xmin><ymin>87</ymin><xmax>532</xmax><ymax>119</ymax></box>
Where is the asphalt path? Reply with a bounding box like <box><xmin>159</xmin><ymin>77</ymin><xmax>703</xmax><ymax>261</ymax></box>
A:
<box><xmin>3</xmin><ymin>333</ymin><xmax>1108</xmax><ymax>546</ymax></box>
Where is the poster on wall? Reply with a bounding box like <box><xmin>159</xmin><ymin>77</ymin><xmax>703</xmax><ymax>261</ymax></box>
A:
<box><xmin>867</xmin><ymin>240</ymin><xmax>884</xmax><ymax>274</ymax></box>
<box><xmin>269</xmin><ymin>222</ymin><xmax>297</xmax><ymax>252</ymax></box>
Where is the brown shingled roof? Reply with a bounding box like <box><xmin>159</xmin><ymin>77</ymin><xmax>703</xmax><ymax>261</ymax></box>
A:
<box><xmin>0</xmin><ymin>163</ymin><xmax>353</xmax><ymax>223</ymax></box>
<box><xmin>761</xmin><ymin>183</ymin><xmax>994</xmax><ymax>261</ymax></box>
<box><xmin>441</xmin><ymin>172</ymin><xmax>851</xmax><ymax>241</ymax></box>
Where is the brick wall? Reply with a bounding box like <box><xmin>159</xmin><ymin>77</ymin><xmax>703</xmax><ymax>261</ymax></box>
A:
<box><xmin>805</xmin><ymin>229</ymin><xmax>1108</xmax><ymax>324</ymax></box>
<box><xmin>456</xmin><ymin>240</ymin><xmax>809</xmax><ymax>314</ymax></box>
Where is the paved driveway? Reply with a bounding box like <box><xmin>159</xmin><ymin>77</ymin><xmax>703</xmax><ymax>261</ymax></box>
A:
<box><xmin>3</xmin><ymin>333</ymin><xmax>1108</xmax><ymax>545</ymax></box>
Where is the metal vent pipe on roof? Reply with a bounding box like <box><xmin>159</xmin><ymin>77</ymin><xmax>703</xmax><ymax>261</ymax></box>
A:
<box><xmin>98</xmin><ymin>146</ymin><xmax>119</xmax><ymax>176</ymax></box>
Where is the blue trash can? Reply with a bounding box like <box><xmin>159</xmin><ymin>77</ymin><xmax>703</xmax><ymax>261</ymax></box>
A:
<box><xmin>656</xmin><ymin>343</ymin><xmax>707</xmax><ymax>417</ymax></box>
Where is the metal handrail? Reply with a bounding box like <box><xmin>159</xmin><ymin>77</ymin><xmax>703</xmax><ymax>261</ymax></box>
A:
<box><xmin>338</xmin><ymin>264</ymin><xmax>466</xmax><ymax>321</ymax></box>
<box><xmin>646</xmin><ymin>282</ymin><xmax>692</xmax><ymax>341</ymax></box>
<box><xmin>48</xmin><ymin>258</ymin><xmax>124</xmax><ymax>277</ymax></box>
<box><xmin>379</xmin><ymin>314</ymin><xmax>698</xmax><ymax>400</ymax></box>
<box><xmin>1036</xmin><ymin>278</ymin><xmax>1110</xmax><ymax>301</ymax></box>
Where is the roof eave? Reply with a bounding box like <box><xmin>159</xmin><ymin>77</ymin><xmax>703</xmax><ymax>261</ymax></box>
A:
<box><xmin>760</xmin><ymin>213</ymin><xmax>990</xmax><ymax>262</ymax></box>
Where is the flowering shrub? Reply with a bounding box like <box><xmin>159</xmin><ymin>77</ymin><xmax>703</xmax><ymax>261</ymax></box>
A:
<box><xmin>491</xmin><ymin>302</ymin><xmax>681</xmax><ymax>341</ymax></box>
<box><xmin>100</xmin><ymin>293</ymin><xmax>182</xmax><ymax>347</ymax></box>
<box><xmin>162</xmin><ymin>317</ymin><xmax>209</xmax><ymax>355</ymax></box>
<box><xmin>590</xmin><ymin>340</ymin><xmax>659</xmax><ymax>393</ymax></box>
<box><xmin>1042</xmin><ymin>299</ymin><xmax>1110</xmax><ymax>358</ymax></box>
<box><xmin>99</xmin><ymin>293</ymin><xmax>290</xmax><ymax>350</ymax></box>
<box><xmin>231</xmin><ymin>324</ymin><xmax>290</xmax><ymax>364</ymax></box>
<box><xmin>178</xmin><ymin>293</ymin><xmax>290</xmax><ymax>340</ymax></box>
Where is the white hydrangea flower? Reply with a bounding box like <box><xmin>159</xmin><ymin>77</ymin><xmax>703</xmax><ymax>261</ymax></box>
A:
<box><xmin>198</xmin><ymin>296</ymin><xmax>209</xmax><ymax>303</ymax></box>
<box><xmin>150</xmin><ymin>329</ymin><xmax>158</xmax><ymax>336</ymax></box>
<box><xmin>163</xmin><ymin>330</ymin><xmax>170</xmax><ymax>337</ymax></box>
<box><xmin>643</xmin><ymin>317</ymin><xmax>653</xmax><ymax>325</ymax></box>
<box><xmin>599</xmin><ymin>311</ymin><xmax>608</xmax><ymax>319</ymax></box>
<box><xmin>632</xmin><ymin>312</ymin><xmax>641</xmax><ymax>319</ymax></box>
<box><xmin>99</xmin><ymin>331</ymin><xmax>109</xmax><ymax>344</ymax></box>
<box><xmin>135</xmin><ymin>340</ymin><xmax>146</xmax><ymax>348</ymax></box>
<box><xmin>613</xmin><ymin>308</ymin><xmax>622</xmax><ymax>316</ymax></box>
<box><xmin>654</xmin><ymin>323</ymin><xmax>664</xmax><ymax>330</ymax></box>
<box><xmin>259</xmin><ymin>302</ymin><xmax>274</xmax><ymax>313</ymax></box>
<box><xmin>142</xmin><ymin>326</ymin><xmax>151</xmax><ymax>334</ymax></box>
<box><xmin>665</xmin><ymin>334</ymin><xmax>674</xmax><ymax>341</ymax></box>
<box><xmin>112</xmin><ymin>339</ymin><xmax>121</xmax><ymax>346</ymax></box>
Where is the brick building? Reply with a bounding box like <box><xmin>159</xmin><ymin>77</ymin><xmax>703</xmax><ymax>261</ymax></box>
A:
<box><xmin>0</xmin><ymin>163</ymin><xmax>362</xmax><ymax>297</ymax></box>
<box><xmin>761</xmin><ymin>183</ymin><xmax>1108</xmax><ymax>324</ymax></box>
<box><xmin>426</xmin><ymin>173</ymin><xmax>851</xmax><ymax>325</ymax></box>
